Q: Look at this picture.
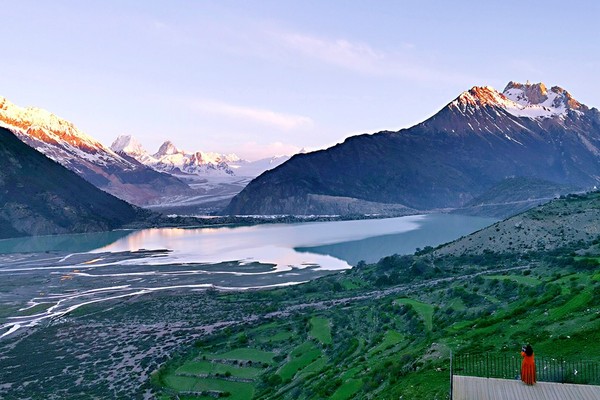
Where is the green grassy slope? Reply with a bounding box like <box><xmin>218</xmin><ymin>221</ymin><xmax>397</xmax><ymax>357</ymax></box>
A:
<box><xmin>153</xmin><ymin>191</ymin><xmax>600</xmax><ymax>399</ymax></box>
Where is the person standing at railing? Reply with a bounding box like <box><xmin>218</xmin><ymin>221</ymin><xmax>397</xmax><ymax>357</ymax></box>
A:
<box><xmin>521</xmin><ymin>345</ymin><xmax>536</xmax><ymax>385</ymax></box>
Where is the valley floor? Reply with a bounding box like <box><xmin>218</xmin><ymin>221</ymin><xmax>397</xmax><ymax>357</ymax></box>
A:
<box><xmin>2</xmin><ymin>245</ymin><xmax>600</xmax><ymax>399</ymax></box>
<box><xmin>3</xmin><ymin>193</ymin><xmax>600</xmax><ymax>399</ymax></box>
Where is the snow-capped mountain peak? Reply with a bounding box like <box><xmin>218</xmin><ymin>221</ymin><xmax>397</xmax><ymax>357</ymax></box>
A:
<box><xmin>154</xmin><ymin>141</ymin><xmax>181</xmax><ymax>157</ymax></box>
<box><xmin>455</xmin><ymin>86</ymin><xmax>510</xmax><ymax>108</ymax></box>
<box><xmin>449</xmin><ymin>81</ymin><xmax>590</xmax><ymax>121</ymax></box>
<box><xmin>111</xmin><ymin>135</ymin><xmax>290</xmax><ymax>178</ymax></box>
<box><xmin>112</xmin><ymin>137</ymin><xmax>236</xmax><ymax>176</ymax></box>
<box><xmin>0</xmin><ymin>96</ymin><xmax>114</xmax><ymax>155</ymax></box>
<box><xmin>111</xmin><ymin>134</ymin><xmax>146</xmax><ymax>156</ymax></box>
<box><xmin>0</xmin><ymin>95</ymin><xmax>134</xmax><ymax>168</ymax></box>
<box><xmin>503</xmin><ymin>81</ymin><xmax>548</xmax><ymax>105</ymax></box>
<box><xmin>0</xmin><ymin>95</ymin><xmax>195</xmax><ymax>206</ymax></box>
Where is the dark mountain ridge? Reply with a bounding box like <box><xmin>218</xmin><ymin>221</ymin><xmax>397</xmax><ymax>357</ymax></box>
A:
<box><xmin>224</xmin><ymin>82</ymin><xmax>600</xmax><ymax>215</ymax></box>
<box><xmin>0</xmin><ymin>127</ymin><xmax>142</xmax><ymax>238</ymax></box>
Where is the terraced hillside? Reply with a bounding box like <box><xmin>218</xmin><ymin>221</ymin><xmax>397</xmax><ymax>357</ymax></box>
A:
<box><xmin>152</xmin><ymin>192</ymin><xmax>600</xmax><ymax>399</ymax></box>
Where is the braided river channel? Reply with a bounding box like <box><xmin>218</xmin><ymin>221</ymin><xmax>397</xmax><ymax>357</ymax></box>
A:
<box><xmin>0</xmin><ymin>214</ymin><xmax>495</xmax><ymax>339</ymax></box>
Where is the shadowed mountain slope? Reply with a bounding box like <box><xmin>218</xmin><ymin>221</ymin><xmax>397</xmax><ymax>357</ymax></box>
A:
<box><xmin>224</xmin><ymin>82</ymin><xmax>600</xmax><ymax>215</ymax></box>
<box><xmin>0</xmin><ymin>128</ymin><xmax>141</xmax><ymax>238</ymax></box>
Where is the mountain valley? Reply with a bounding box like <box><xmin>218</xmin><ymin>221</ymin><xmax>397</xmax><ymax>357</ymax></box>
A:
<box><xmin>1</xmin><ymin>81</ymin><xmax>599</xmax><ymax>400</ymax></box>
<box><xmin>111</xmin><ymin>135</ymin><xmax>290</xmax><ymax>214</ymax></box>
<box><xmin>3</xmin><ymin>3</ymin><xmax>599</xmax><ymax>400</ymax></box>
<box><xmin>3</xmin><ymin>184</ymin><xmax>599</xmax><ymax>399</ymax></box>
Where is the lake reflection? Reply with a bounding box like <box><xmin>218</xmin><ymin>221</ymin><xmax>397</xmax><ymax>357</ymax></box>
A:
<box><xmin>298</xmin><ymin>214</ymin><xmax>497</xmax><ymax>264</ymax></box>
<box><xmin>93</xmin><ymin>215</ymin><xmax>429</xmax><ymax>271</ymax></box>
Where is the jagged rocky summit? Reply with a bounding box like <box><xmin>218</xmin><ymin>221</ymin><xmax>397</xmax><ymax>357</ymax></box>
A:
<box><xmin>111</xmin><ymin>135</ymin><xmax>237</xmax><ymax>176</ymax></box>
<box><xmin>224</xmin><ymin>81</ymin><xmax>600</xmax><ymax>216</ymax></box>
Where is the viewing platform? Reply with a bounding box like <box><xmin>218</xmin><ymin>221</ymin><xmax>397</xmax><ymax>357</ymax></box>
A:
<box><xmin>452</xmin><ymin>375</ymin><xmax>600</xmax><ymax>400</ymax></box>
<box><xmin>451</xmin><ymin>353</ymin><xmax>600</xmax><ymax>399</ymax></box>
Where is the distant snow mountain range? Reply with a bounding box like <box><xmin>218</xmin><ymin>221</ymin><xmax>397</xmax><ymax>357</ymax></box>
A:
<box><xmin>110</xmin><ymin>135</ymin><xmax>290</xmax><ymax>178</ymax></box>
<box><xmin>3</xmin><ymin>80</ymin><xmax>596</xmax><ymax>218</ymax></box>
<box><xmin>0</xmin><ymin>95</ymin><xmax>290</xmax><ymax>210</ymax></box>
<box><xmin>0</xmin><ymin>96</ymin><xmax>196</xmax><ymax>207</ymax></box>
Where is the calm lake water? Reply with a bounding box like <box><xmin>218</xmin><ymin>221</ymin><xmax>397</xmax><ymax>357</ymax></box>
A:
<box><xmin>0</xmin><ymin>214</ymin><xmax>495</xmax><ymax>338</ymax></box>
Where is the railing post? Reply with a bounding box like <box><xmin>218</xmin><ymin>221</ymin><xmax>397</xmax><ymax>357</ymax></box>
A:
<box><xmin>486</xmin><ymin>353</ymin><xmax>489</xmax><ymax>378</ymax></box>
<box><xmin>541</xmin><ymin>356</ymin><xmax>544</xmax><ymax>382</ymax></box>
<box><xmin>450</xmin><ymin>350</ymin><xmax>453</xmax><ymax>400</ymax></box>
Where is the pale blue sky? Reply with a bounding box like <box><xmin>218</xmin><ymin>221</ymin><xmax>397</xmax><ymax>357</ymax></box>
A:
<box><xmin>1</xmin><ymin>1</ymin><xmax>598</xmax><ymax>160</ymax></box>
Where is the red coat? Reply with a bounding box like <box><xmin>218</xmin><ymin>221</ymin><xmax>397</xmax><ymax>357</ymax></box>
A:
<box><xmin>521</xmin><ymin>351</ymin><xmax>536</xmax><ymax>385</ymax></box>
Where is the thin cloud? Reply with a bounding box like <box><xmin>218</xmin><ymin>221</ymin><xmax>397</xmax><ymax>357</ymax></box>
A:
<box><xmin>190</xmin><ymin>99</ymin><xmax>313</xmax><ymax>130</ymax></box>
<box><xmin>274</xmin><ymin>30</ymin><xmax>475</xmax><ymax>85</ymax></box>
<box><xmin>280</xmin><ymin>32</ymin><xmax>387</xmax><ymax>75</ymax></box>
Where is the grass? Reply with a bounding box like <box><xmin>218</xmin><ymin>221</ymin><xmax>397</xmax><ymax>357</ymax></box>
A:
<box><xmin>258</xmin><ymin>331</ymin><xmax>293</xmax><ymax>342</ymax></box>
<box><xmin>330</xmin><ymin>379</ymin><xmax>363</xmax><ymax>400</ymax></box>
<box><xmin>340</xmin><ymin>366</ymin><xmax>362</xmax><ymax>380</ymax></box>
<box><xmin>396</xmin><ymin>298</ymin><xmax>434</xmax><ymax>331</ymax></box>
<box><xmin>369</xmin><ymin>330</ymin><xmax>403</xmax><ymax>356</ymax></box>
<box><xmin>484</xmin><ymin>274</ymin><xmax>543</xmax><ymax>286</ymax></box>
<box><xmin>162</xmin><ymin>375</ymin><xmax>254</xmax><ymax>399</ymax></box>
<box><xmin>278</xmin><ymin>342</ymin><xmax>322</xmax><ymax>381</ymax></box>
<box><xmin>341</xmin><ymin>279</ymin><xmax>360</xmax><ymax>290</ymax></box>
<box><xmin>175</xmin><ymin>361</ymin><xmax>261</xmax><ymax>379</ymax></box>
<box><xmin>448</xmin><ymin>298</ymin><xmax>466</xmax><ymax>311</ymax></box>
<box><xmin>309</xmin><ymin>316</ymin><xmax>332</xmax><ymax>344</ymax></box>
<box><xmin>205</xmin><ymin>348</ymin><xmax>275</xmax><ymax>364</ymax></box>
<box><xmin>299</xmin><ymin>357</ymin><xmax>327</xmax><ymax>376</ymax></box>
<box><xmin>290</xmin><ymin>341</ymin><xmax>315</xmax><ymax>357</ymax></box>
<box><xmin>550</xmin><ymin>287</ymin><xmax>593</xmax><ymax>319</ymax></box>
<box><xmin>17</xmin><ymin>303</ymin><xmax>54</xmax><ymax>316</ymax></box>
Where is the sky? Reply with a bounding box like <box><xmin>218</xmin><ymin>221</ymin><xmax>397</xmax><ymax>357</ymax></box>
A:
<box><xmin>1</xmin><ymin>1</ymin><xmax>599</xmax><ymax>160</ymax></box>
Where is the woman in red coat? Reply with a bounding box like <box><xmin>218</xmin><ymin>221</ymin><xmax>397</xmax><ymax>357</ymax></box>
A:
<box><xmin>521</xmin><ymin>345</ymin><xmax>536</xmax><ymax>385</ymax></box>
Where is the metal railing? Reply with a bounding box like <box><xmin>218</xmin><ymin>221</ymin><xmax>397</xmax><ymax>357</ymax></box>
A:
<box><xmin>452</xmin><ymin>353</ymin><xmax>600</xmax><ymax>385</ymax></box>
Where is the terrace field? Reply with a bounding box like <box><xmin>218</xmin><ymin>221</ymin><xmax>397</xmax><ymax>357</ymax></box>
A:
<box><xmin>152</xmin><ymin>252</ymin><xmax>600</xmax><ymax>399</ymax></box>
